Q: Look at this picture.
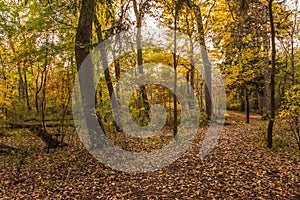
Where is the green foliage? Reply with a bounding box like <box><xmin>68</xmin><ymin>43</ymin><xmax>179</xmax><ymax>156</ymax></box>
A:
<box><xmin>279</xmin><ymin>85</ymin><xmax>300</xmax><ymax>149</ymax></box>
<box><xmin>0</xmin><ymin>0</ymin><xmax>77</xmax><ymax>124</ymax></box>
<box><xmin>0</xmin><ymin>0</ymin><xmax>298</xmax><ymax>153</ymax></box>
<box><xmin>227</xmin><ymin>102</ymin><xmax>241</xmax><ymax>111</ymax></box>
<box><xmin>253</xmin><ymin>121</ymin><xmax>300</xmax><ymax>158</ymax></box>
<box><xmin>279</xmin><ymin>85</ymin><xmax>300</xmax><ymax>118</ymax></box>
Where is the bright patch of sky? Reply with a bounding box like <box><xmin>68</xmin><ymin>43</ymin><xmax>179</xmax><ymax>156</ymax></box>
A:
<box><xmin>145</xmin><ymin>15</ymin><xmax>158</xmax><ymax>28</ymax></box>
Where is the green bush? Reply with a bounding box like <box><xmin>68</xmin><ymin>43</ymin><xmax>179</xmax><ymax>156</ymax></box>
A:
<box><xmin>279</xmin><ymin>85</ymin><xmax>300</xmax><ymax>150</ymax></box>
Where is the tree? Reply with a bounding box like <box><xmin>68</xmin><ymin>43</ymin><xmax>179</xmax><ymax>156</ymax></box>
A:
<box><xmin>210</xmin><ymin>0</ymin><xmax>265</xmax><ymax>123</ymax></box>
<box><xmin>93</xmin><ymin>6</ymin><xmax>122</xmax><ymax>133</ymax></box>
<box><xmin>186</xmin><ymin>0</ymin><xmax>213</xmax><ymax>119</ymax></box>
<box><xmin>267</xmin><ymin>0</ymin><xmax>276</xmax><ymax>148</ymax></box>
<box><xmin>291</xmin><ymin>0</ymin><xmax>298</xmax><ymax>85</ymax></box>
<box><xmin>279</xmin><ymin>85</ymin><xmax>300</xmax><ymax>150</ymax></box>
<box><xmin>132</xmin><ymin>0</ymin><xmax>151</xmax><ymax>124</ymax></box>
<box><xmin>75</xmin><ymin>0</ymin><xmax>104</xmax><ymax>148</ymax></box>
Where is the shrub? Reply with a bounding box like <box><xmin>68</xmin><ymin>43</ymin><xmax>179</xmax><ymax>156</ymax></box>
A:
<box><xmin>279</xmin><ymin>85</ymin><xmax>300</xmax><ymax>150</ymax></box>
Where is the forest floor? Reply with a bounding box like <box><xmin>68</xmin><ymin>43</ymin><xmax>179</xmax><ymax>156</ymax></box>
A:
<box><xmin>0</xmin><ymin>111</ymin><xmax>299</xmax><ymax>199</ymax></box>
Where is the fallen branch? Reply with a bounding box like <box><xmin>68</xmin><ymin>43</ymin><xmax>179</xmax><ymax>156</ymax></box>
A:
<box><xmin>0</xmin><ymin>143</ymin><xmax>20</xmax><ymax>154</ymax></box>
<box><xmin>29</xmin><ymin>126</ymin><xmax>67</xmax><ymax>151</ymax></box>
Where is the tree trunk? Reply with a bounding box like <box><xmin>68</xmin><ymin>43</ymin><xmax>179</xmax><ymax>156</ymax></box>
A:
<box><xmin>267</xmin><ymin>0</ymin><xmax>276</xmax><ymax>148</ymax></box>
<box><xmin>291</xmin><ymin>0</ymin><xmax>298</xmax><ymax>85</ymax></box>
<box><xmin>41</xmin><ymin>69</ymin><xmax>48</xmax><ymax>130</ymax></box>
<box><xmin>187</xmin><ymin>0</ymin><xmax>212</xmax><ymax>119</ymax></box>
<box><xmin>196</xmin><ymin>6</ymin><xmax>212</xmax><ymax>119</ymax></box>
<box><xmin>263</xmin><ymin>3</ymin><xmax>270</xmax><ymax>120</ymax></box>
<box><xmin>258</xmin><ymin>92</ymin><xmax>263</xmax><ymax>115</ymax></box>
<box><xmin>94</xmin><ymin>15</ymin><xmax>121</xmax><ymax>132</ymax></box>
<box><xmin>41</xmin><ymin>36</ymin><xmax>49</xmax><ymax>131</ymax></box>
<box><xmin>189</xmin><ymin>36</ymin><xmax>195</xmax><ymax>109</ymax></box>
<box><xmin>245</xmin><ymin>86</ymin><xmax>250</xmax><ymax>123</ymax></box>
<box><xmin>75</xmin><ymin>0</ymin><xmax>105</xmax><ymax>149</ymax></box>
<box><xmin>132</xmin><ymin>0</ymin><xmax>150</xmax><ymax>123</ymax></box>
<box><xmin>240</xmin><ymin>87</ymin><xmax>245</xmax><ymax>112</ymax></box>
<box><xmin>23</xmin><ymin>67</ymin><xmax>31</xmax><ymax>111</ymax></box>
<box><xmin>172</xmin><ymin>1</ymin><xmax>179</xmax><ymax>137</ymax></box>
<box><xmin>29</xmin><ymin>126</ymin><xmax>65</xmax><ymax>151</ymax></box>
<box><xmin>75</xmin><ymin>0</ymin><xmax>94</xmax><ymax>70</ymax></box>
<box><xmin>17</xmin><ymin>64</ymin><xmax>25</xmax><ymax>99</ymax></box>
<box><xmin>113</xmin><ymin>34</ymin><xmax>121</xmax><ymax>103</ymax></box>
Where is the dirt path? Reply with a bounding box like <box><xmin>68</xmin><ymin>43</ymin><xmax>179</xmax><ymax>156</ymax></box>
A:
<box><xmin>1</xmin><ymin>113</ymin><xmax>299</xmax><ymax>199</ymax></box>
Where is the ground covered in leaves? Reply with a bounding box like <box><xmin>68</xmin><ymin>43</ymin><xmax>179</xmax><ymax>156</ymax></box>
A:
<box><xmin>1</xmin><ymin>112</ymin><xmax>299</xmax><ymax>199</ymax></box>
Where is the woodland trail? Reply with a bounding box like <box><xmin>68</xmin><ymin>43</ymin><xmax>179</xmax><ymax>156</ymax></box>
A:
<box><xmin>0</xmin><ymin>112</ymin><xmax>299</xmax><ymax>199</ymax></box>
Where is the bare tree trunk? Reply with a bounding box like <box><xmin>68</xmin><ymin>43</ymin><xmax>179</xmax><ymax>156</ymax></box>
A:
<box><xmin>1</xmin><ymin>65</ymin><xmax>8</xmax><ymax>121</ymax></box>
<box><xmin>240</xmin><ymin>87</ymin><xmax>245</xmax><ymax>112</ymax></box>
<box><xmin>189</xmin><ymin>36</ymin><xmax>195</xmax><ymax>109</ymax></box>
<box><xmin>187</xmin><ymin>0</ymin><xmax>212</xmax><ymax>119</ymax></box>
<box><xmin>267</xmin><ymin>0</ymin><xmax>276</xmax><ymax>148</ymax></box>
<box><xmin>75</xmin><ymin>0</ymin><xmax>94</xmax><ymax>70</ymax></box>
<box><xmin>196</xmin><ymin>7</ymin><xmax>212</xmax><ymax>119</ymax></box>
<box><xmin>41</xmin><ymin>68</ymin><xmax>48</xmax><ymax>130</ymax></box>
<box><xmin>23</xmin><ymin>67</ymin><xmax>31</xmax><ymax>111</ymax></box>
<box><xmin>17</xmin><ymin>64</ymin><xmax>25</xmax><ymax>99</ymax></box>
<box><xmin>172</xmin><ymin>1</ymin><xmax>180</xmax><ymax>137</ymax></box>
<box><xmin>94</xmin><ymin>15</ymin><xmax>121</xmax><ymax>132</ymax></box>
<box><xmin>258</xmin><ymin>92</ymin><xmax>263</xmax><ymax>115</ymax></box>
<box><xmin>291</xmin><ymin>0</ymin><xmax>298</xmax><ymax>85</ymax></box>
<box><xmin>263</xmin><ymin>3</ymin><xmax>270</xmax><ymax>120</ymax></box>
<box><xmin>113</xmin><ymin>34</ymin><xmax>121</xmax><ymax>103</ymax></box>
<box><xmin>41</xmin><ymin>35</ymin><xmax>49</xmax><ymax>131</ymax></box>
<box><xmin>75</xmin><ymin>0</ymin><xmax>105</xmax><ymax>149</ymax></box>
<box><xmin>132</xmin><ymin>0</ymin><xmax>150</xmax><ymax>123</ymax></box>
<box><xmin>245</xmin><ymin>86</ymin><xmax>250</xmax><ymax>124</ymax></box>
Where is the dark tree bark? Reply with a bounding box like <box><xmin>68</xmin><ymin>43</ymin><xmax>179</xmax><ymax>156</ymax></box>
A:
<box><xmin>94</xmin><ymin>15</ymin><xmax>121</xmax><ymax>132</ymax></box>
<box><xmin>132</xmin><ymin>0</ymin><xmax>150</xmax><ymax>123</ymax></box>
<box><xmin>41</xmin><ymin>37</ymin><xmax>49</xmax><ymax>131</ymax></box>
<box><xmin>187</xmin><ymin>0</ymin><xmax>212</xmax><ymax>119</ymax></box>
<box><xmin>263</xmin><ymin>3</ymin><xmax>270</xmax><ymax>120</ymax></box>
<box><xmin>0</xmin><ymin>144</ymin><xmax>20</xmax><ymax>154</ymax></box>
<box><xmin>267</xmin><ymin>0</ymin><xmax>276</xmax><ymax>148</ymax></box>
<box><xmin>189</xmin><ymin>36</ymin><xmax>195</xmax><ymax>109</ymax></box>
<box><xmin>23</xmin><ymin>67</ymin><xmax>31</xmax><ymax>111</ymax></box>
<box><xmin>29</xmin><ymin>126</ymin><xmax>65</xmax><ymax>152</ymax></box>
<box><xmin>75</xmin><ymin>0</ymin><xmax>95</xmax><ymax>70</ymax></box>
<box><xmin>245</xmin><ymin>86</ymin><xmax>250</xmax><ymax>124</ymax></box>
<box><xmin>75</xmin><ymin>0</ymin><xmax>105</xmax><ymax>148</ymax></box>
<box><xmin>17</xmin><ymin>64</ymin><xmax>24</xmax><ymax>98</ymax></box>
<box><xmin>291</xmin><ymin>0</ymin><xmax>298</xmax><ymax>85</ymax></box>
<box><xmin>184</xmin><ymin>6</ymin><xmax>195</xmax><ymax>109</ymax></box>
<box><xmin>113</xmin><ymin>34</ymin><xmax>121</xmax><ymax>103</ymax></box>
<box><xmin>240</xmin><ymin>87</ymin><xmax>245</xmax><ymax>112</ymax></box>
<box><xmin>172</xmin><ymin>0</ymin><xmax>181</xmax><ymax>137</ymax></box>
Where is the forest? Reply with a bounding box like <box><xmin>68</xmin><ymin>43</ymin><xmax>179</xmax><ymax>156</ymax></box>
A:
<box><xmin>0</xmin><ymin>0</ymin><xmax>299</xmax><ymax>199</ymax></box>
